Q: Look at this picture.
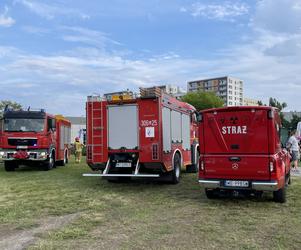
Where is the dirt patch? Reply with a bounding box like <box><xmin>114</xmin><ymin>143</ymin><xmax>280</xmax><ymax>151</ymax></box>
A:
<box><xmin>0</xmin><ymin>213</ymin><xmax>80</xmax><ymax>250</ymax></box>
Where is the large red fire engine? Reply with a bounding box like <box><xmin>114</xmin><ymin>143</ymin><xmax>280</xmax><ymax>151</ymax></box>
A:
<box><xmin>84</xmin><ymin>88</ymin><xmax>199</xmax><ymax>183</ymax></box>
<box><xmin>198</xmin><ymin>106</ymin><xmax>291</xmax><ymax>202</ymax></box>
<box><xmin>0</xmin><ymin>108</ymin><xmax>71</xmax><ymax>171</ymax></box>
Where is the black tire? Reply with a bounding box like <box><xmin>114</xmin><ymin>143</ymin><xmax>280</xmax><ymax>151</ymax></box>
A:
<box><xmin>186</xmin><ymin>151</ymin><xmax>199</xmax><ymax>173</ymax></box>
<box><xmin>205</xmin><ymin>189</ymin><xmax>218</xmax><ymax>199</ymax></box>
<box><xmin>57</xmin><ymin>150</ymin><xmax>68</xmax><ymax>166</ymax></box>
<box><xmin>273</xmin><ymin>187</ymin><xmax>286</xmax><ymax>203</ymax></box>
<box><xmin>287</xmin><ymin>173</ymin><xmax>291</xmax><ymax>185</ymax></box>
<box><xmin>65</xmin><ymin>151</ymin><xmax>69</xmax><ymax>164</ymax></box>
<box><xmin>170</xmin><ymin>153</ymin><xmax>181</xmax><ymax>184</ymax></box>
<box><xmin>43</xmin><ymin>152</ymin><xmax>55</xmax><ymax>171</ymax></box>
<box><xmin>106</xmin><ymin>177</ymin><xmax>131</xmax><ymax>183</ymax></box>
<box><xmin>4</xmin><ymin>161</ymin><xmax>16</xmax><ymax>172</ymax></box>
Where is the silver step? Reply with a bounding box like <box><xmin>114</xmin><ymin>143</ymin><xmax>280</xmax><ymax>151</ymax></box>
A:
<box><xmin>83</xmin><ymin>173</ymin><xmax>160</xmax><ymax>178</ymax></box>
<box><xmin>83</xmin><ymin>157</ymin><xmax>160</xmax><ymax>178</ymax></box>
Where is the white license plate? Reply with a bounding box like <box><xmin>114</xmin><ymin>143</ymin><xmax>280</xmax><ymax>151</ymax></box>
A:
<box><xmin>116</xmin><ymin>162</ymin><xmax>131</xmax><ymax>168</ymax></box>
<box><xmin>224</xmin><ymin>180</ymin><xmax>249</xmax><ymax>187</ymax></box>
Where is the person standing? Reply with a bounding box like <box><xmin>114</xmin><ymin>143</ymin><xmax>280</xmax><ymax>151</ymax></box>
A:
<box><xmin>287</xmin><ymin>130</ymin><xmax>300</xmax><ymax>171</ymax></box>
<box><xmin>74</xmin><ymin>137</ymin><xmax>84</xmax><ymax>163</ymax></box>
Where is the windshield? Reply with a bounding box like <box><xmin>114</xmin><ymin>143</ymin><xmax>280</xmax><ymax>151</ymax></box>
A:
<box><xmin>4</xmin><ymin>118</ymin><xmax>45</xmax><ymax>132</ymax></box>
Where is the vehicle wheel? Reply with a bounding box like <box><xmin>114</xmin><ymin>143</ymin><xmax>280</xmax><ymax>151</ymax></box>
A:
<box><xmin>273</xmin><ymin>187</ymin><xmax>286</xmax><ymax>203</ymax></box>
<box><xmin>169</xmin><ymin>153</ymin><xmax>181</xmax><ymax>184</ymax></box>
<box><xmin>4</xmin><ymin>161</ymin><xmax>16</xmax><ymax>172</ymax></box>
<box><xmin>287</xmin><ymin>173</ymin><xmax>291</xmax><ymax>185</ymax></box>
<box><xmin>186</xmin><ymin>151</ymin><xmax>199</xmax><ymax>173</ymax></box>
<box><xmin>65</xmin><ymin>150</ymin><xmax>69</xmax><ymax>164</ymax></box>
<box><xmin>57</xmin><ymin>151</ymin><xmax>68</xmax><ymax>166</ymax></box>
<box><xmin>106</xmin><ymin>177</ymin><xmax>131</xmax><ymax>183</ymax></box>
<box><xmin>205</xmin><ymin>189</ymin><xmax>218</xmax><ymax>199</ymax></box>
<box><xmin>44</xmin><ymin>152</ymin><xmax>55</xmax><ymax>171</ymax></box>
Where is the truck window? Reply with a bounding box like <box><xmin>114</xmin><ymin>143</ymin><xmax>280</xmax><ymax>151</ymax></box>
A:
<box><xmin>4</xmin><ymin>118</ymin><xmax>45</xmax><ymax>132</ymax></box>
<box><xmin>47</xmin><ymin>118</ymin><xmax>56</xmax><ymax>131</ymax></box>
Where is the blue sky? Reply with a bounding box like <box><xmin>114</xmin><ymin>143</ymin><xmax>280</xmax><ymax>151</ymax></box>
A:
<box><xmin>0</xmin><ymin>0</ymin><xmax>300</xmax><ymax>115</ymax></box>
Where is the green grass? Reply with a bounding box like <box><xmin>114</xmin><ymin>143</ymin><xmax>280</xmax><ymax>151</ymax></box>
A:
<box><xmin>0</xmin><ymin>158</ymin><xmax>301</xmax><ymax>249</ymax></box>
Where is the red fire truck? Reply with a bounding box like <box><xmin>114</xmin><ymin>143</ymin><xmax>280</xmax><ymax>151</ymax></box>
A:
<box><xmin>0</xmin><ymin>108</ymin><xmax>71</xmax><ymax>171</ymax></box>
<box><xmin>198</xmin><ymin>106</ymin><xmax>291</xmax><ymax>202</ymax></box>
<box><xmin>84</xmin><ymin>88</ymin><xmax>199</xmax><ymax>183</ymax></box>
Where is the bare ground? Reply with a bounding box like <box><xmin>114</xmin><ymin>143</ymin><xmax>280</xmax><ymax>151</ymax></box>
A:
<box><xmin>0</xmin><ymin>213</ymin><xmax>80</xmax><ymax>250</ymax></box>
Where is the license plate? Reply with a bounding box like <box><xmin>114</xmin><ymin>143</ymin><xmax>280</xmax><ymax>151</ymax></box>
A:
<box><xmin>116</xmin><ymin>162</ymin><xmax>131</xmax><ymax>168</ymax></box>
<box><xmin>224</xmin><ymin>180</ymin><xmax>249</xmax><ymax>187</ymax></box>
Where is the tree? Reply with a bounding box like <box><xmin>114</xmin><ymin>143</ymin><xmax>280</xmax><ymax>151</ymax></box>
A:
<box><xmin>290</xmin><ymin>114</ymin><xmax>301</xmax><ymax>131</ymax></box>
<box><xmin>0</xmin><ymin>100</ymin><xmax>22</xmax><ymax>116</ymax></box>
<box><xmin>258</xmin><ymin>100</ymin><xmax>264</xmax><ymax>106</ymax></box>
<box><xmin>269</xmin><ymin>97</ymin><xmax>287</xmax><ymax>111</ymax></box>
<box><xmin>181</xmin><ymin>91</ymin><xmax>224</xmax><ymax>111</ymax></box>
<box><xmin>269</xmin><ymin>97</ymin><xmax>287</xmax><ymax>124</ymax></box>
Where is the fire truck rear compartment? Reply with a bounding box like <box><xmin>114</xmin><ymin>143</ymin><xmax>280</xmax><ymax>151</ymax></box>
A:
<box><xmin>108</xmin><ymin>105</ymin><xmax>138</xmax><ymax>150</ymax></box>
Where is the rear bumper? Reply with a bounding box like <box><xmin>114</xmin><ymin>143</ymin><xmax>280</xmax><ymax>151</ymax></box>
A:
<box><xmin>198</xmin><ymin>179</ymin><xmax>279</xmax><ymax>191</ymax></box>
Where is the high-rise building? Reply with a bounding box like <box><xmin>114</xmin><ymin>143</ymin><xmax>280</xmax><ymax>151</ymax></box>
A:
<box><xmin>187</xmin><ymin>76</ymin><xmax>244</xmax><ymax>106</ymax></box>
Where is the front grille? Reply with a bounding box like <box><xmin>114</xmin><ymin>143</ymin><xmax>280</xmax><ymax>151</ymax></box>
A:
<box><xmin>8</xmin><ymin>138</ymin><xmax>37</xmax><ymax>146</ymax></box>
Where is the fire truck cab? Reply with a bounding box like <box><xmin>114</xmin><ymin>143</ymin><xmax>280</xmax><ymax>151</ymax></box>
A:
<box><xmin>198</xmin><ymin>106</ymin><xmax>291</xmax><ymax>202</ymax></box>
<box><xmin>84</xmin><ymin>88</ymin><xmax>199</xmax><ymax>183</ymax></box>
<box><xmin>0</xmin><ymin>108</ymin><xmax>71</xmax><ymax>171</ymax></box>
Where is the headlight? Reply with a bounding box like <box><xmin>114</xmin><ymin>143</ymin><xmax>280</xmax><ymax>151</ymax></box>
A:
<box><xmin>40</xmin><ymin>152</ymin><xmax>47</xmax><ymax>156</ymax></box>
<box><xmin>0</xmin><ymin>152</ymin><xmax>5</xmax><ymax>156</ymax></box>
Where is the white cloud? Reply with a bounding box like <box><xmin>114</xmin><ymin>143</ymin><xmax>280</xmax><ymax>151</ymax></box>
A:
<box><xmin>60</xmin><ymin>26</ymin><xmax>122</xmax><ymax>48</ymax></box>
<box><xmin>181</xmin><ymin>1</ymin><xmax>249</xmax><ymax>21</ymax></box>
<box><xmin>252</xmin><ymin>0</ymin><xmax>301</xmax><ymax>34</ymax></box>
<box><xmin>16</xmin><ymin>0</ymin><xmax>90</xmax><ymax>20</ymax></box>
<box><xmin>0</xmin><ymin>6</ymin><xmax>15</xmax><ymax>27</ymax></box>
<box><xmin>1</xmin><ymin>0</ymin><xmax>301</xmax><ymax>114</ymax></box>
<box><xmin>21</xmin><ymin>25</ymin><xmax>49</xmax><ymax>34</ymax></box>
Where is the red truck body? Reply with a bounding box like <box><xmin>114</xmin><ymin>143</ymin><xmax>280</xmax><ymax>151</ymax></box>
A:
<box><xmin>84</xmin><ymin>89</ymin><xmax>199</xmax><ymax>183</ymax></box>
<box><xmin>0</xmin><ymin>109</ymin><xmax>71</xmax><ymax>171</ymax></box>
<box><xmin>198</xmin><ymin>106</ymin><xmax>291</xmax><ymax>202</ymax></box>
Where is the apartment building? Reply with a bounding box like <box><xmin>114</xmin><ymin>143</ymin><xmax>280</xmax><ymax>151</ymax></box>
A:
<box><xmin>187</xmin><ymin>76</ymin><xmax>243</xmax><ymax>106</ymax></box>
<box><xmin>157</xmin><ymin>84</ymin><xmax>186</xmax><ymax>99</ymax></box>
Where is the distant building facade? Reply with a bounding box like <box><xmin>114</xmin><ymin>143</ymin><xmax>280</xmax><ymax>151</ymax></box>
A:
<box><xmin>157</xmin><ymin>84</ymin><xmax>186</xmax><ymax>99</ymax></box>
<box><xmin>187</xmin><ymin>76</ymin><xmax>243</xmax><ymax>106</ymax></box>
<box><xmin>244</xmin><ymin>97</ymin><xmax>259</xmax><ymax>106</ymax></box>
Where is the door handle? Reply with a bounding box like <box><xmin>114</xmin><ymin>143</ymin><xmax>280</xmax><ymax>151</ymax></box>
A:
<box><xmin>229</xmin><ymin>157</ymin><xmax>241</xmax><ymax>162</ymax></box>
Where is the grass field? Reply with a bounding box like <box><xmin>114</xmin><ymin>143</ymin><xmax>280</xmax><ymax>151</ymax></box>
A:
<box><xmin>0</xmin><ymin>158</ymin><xmax>301</xmax><ymax>250</ymax></box>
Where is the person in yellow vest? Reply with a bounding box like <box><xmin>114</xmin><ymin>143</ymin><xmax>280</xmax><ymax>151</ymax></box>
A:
<box><xmin>74</xmin><ymin>137</ymin><xmax>84</xmax><ymax>163</ymax></box>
